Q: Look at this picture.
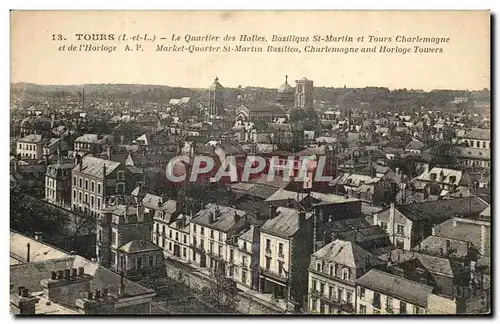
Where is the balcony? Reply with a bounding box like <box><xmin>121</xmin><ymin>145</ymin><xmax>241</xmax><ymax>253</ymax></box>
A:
<box><xmin>260</xmin><ymin>267</ymin><xmax>288</xmax><ymax>283</ymax></box>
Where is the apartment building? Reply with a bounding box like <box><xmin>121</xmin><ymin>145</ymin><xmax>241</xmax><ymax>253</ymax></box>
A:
<box><xmin>307</xmin><ymin>239</ymin><xmax>378</xmax><ymax>314</ymax></box>
<box><xmin>71</xmin><ymin>155</ymin><xmax>144</xmax><ymax>216</ymax></box>
<box><xmin>16</xmin><ymin>134</ymin><xmax>47</xmax><ymax>160</ymax></box>
<box><xmin>189</xmin><ymin>204</ymin><xmax>249</xmax><ymax>274</ymax></box>
<box><xmin>45</xmin><ymin>162</ymin><xmax>74</xmax><ymax>207</ymax></box>
<box><xmin>258</xmin><ymin>206</ymin><xmax>313</xmax><ymax>309</ymax></box>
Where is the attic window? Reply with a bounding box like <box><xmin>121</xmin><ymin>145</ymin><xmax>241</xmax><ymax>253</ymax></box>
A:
<box><xmin>316</xmin><ymin>261</ymin><xmax>322</xmax><ymax>272</ymax></box>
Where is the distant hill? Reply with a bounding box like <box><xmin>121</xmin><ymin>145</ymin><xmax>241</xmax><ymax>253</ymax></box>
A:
<box><xmin>10</xmin><ymin>82</ymin><xmax>490</xmax><ymax>113</ymax></box>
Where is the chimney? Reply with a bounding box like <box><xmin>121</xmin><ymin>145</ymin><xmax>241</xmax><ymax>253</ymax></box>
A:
<box><xmin>299</xmin><ymin>211</ymin><xmax>306</xmax><ymax>229</ymax></box>
<box><xmin>34</xmin><ymin>232</ymin><xmax>43</xmax><ymax>241</ymax></box>
<box><xmin>26</xmin><ymin>243</ymin><xmax>30</xmax><ymax>263</ymax></box>
<box><xmin>328</xmin><ymin>215</ymin><xmax>332</xmax><ymax>223</ymax></box>
<box><xmin>71</xmin><ymin>268</ymin><xmax>78</xmax><ymax>277</ymax></box>
<box><xmin>11</xmin><ymin>287</ymin><xmax>39</xmax><ymax>315</ymax></box>
<box><xmin>270</xmin><ymin>205</ymin><xmax>277</xmax><ymax>219</ymax></box>
<box><xmin>234</xmin><ymin>212</ymin><xmax>241</xmax><ymax>223</ymax></box>
<box><xmin>51</xmin><ymin>271</ymin><xmax>57</xmax><ymax>280</ymax></box>
<box><xmin>41</xmin><ymin>268</ymin><xmax>93</xmax><ymax>310</ymax></box>
<box><xmin>106</xmin><ymin>146</ymin><xmax>112</xmax><ymax>161</ymax></box>
<box><xmin>445</xmin><ymin>239</ymin><xmax>451</xmax><ymax>256</ymax></box>
<box><xmin>78</xmin><ymin>267</ymin><xmax>85</xmax><ymax>276</ymax></box>
<box><xmin>208</xmin><ymin>212</ymin><xmax>214</xmax><ymax>224</ymax></box>
<box><xmin>254</xmin><ymin>208</ymin><xmax>261</xmax><ymax>220</ymax></box>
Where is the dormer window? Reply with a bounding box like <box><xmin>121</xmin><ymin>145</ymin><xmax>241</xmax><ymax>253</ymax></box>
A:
<box><xmin>117</xmin><ymin>171</ymin><xmax>125</xmax><ymax>181</ymax></box>
<box><xmin>316</xmin><ymin>261</ymin><xmax>322</xmax><ymax>272</ymax></box>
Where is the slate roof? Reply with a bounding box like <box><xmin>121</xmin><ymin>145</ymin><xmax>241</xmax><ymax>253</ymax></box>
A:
<box><xmin>413</xmin><ymin>235</ymin><xmax>476</xmax><ymax>260</ymax></box>
<box><xmin>312</xmin><ymin>239</ymin><xmax>377</xmax><ymax>268</ymax></box>
<box><xmin>10</xmin><ymin>231</ymin><xmax>70</xmax><ymax>263</ymax></box>
<box><xmin>456</xmin><ymin>147</ymin><xmax>490</xmax><ymax>160</ymax></box>
<box><xmin>432</xmin><ymin>217</ymin><xmax>490</xmax><ymax>255</ymax></box>
<box><xmin>395</xmin><ymin>197</ymin><xmax>489</xmax><ymax>222</ymax></box>
<box><xmin>18</xmin><ymin>134</ymin><xmax>46</xmax><ymax>144</ymax></box>
<box><xmin>266</xmin><ymin>189</ymin><xmax>359</xmax><ymax>204</ymax></box>
<box><xmin>72</xmin><ymin>156</ymin><xmax>121</xmax><ymax>178</ymax></box>
<box><xmin>460</xmin><ymin>128</ymin><xmax>490</xmax><ymax>141</ymax></box>
<box><xmin>260</xmin><ymin>207</ymin><xmax>311</xmax><ymax>238</ymax></box>
<box><xmin>192</xmin><ymin>203</ymin><xmax>247</xmax><ymax>233</ymax></box>
<box><xmin>356</xmin><ymin>269</ymin><xmax>434</xmax><ymax>307</ymax></box>
<box><xmin>119</xmin><ymin>240</ymin><xmax>162</xmax><ymax>253</ymax></box>
<box><xmin>379</xmin><ymin>249</ymin><xmax>454</xmax><ymax>276</ymax></box>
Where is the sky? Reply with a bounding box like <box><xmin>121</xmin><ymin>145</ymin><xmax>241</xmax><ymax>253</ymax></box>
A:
<box><xmin>10</xmin><ymin>10</ymin><xmax>490</xmax><ymax>91</ymax></box>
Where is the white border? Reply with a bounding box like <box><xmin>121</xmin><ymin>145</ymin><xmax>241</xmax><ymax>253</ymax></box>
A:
<box><xmin>3</xmin><ymin>1</ymin><xmax>497</xmax><ymax>324</ymax></box>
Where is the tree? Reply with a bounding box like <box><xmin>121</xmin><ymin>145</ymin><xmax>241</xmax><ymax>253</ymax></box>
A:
<box><xmin>200</xmin><ymin>269</ymin><xmax>239</xmax><ymax>313</ymax></box>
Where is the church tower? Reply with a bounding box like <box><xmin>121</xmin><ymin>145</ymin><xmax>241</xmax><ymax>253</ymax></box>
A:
<box><xmin>294</xmin><ymin>77</ymin><xmax>314</xmax><ymax>110</ymax></box>
<box><xmin>208</xmin><ymin>77</ymin><xmax>225</xmax><ymax>118</ymax></box>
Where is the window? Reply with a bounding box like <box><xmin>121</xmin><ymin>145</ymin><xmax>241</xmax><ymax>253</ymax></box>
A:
<box><xmin>156</xmin><ymin>223</ymin><xmax>159</xmax><ymax>232</ymax></box>
<box><xmin>266</xmin><ymin>239</ymin><xmax>271</xmax><ymax>252</ymax></box>
<box><xmin>230</xmin><ymin>249</ymin><xmax>234</xmax><ymax>262</ymax></box>
<box><xmin>396</xmin><ymin>238</ymin><xmax>405</xmax><ymax>249</ymax></box>
<box><xmin>386</xmin><ymin>297</ymin><xmax>393</xmax><ymax>312</ymax></box>
<box><xmin>169</xmin><ymin>230</ymin><xmax>172</xmax><ymax>238</ymax></box>
<box><xmin>242</xmin><ymin>255</ymin><xmax>248</xmax><ymax>267</ymax></box>
<box><xmin>343</xmin><ymin>268</ymin><xmax>350</xmax><ymax>281</ymax></box>
<box><xmin>98</xmin><ymin>229</ymin><xmax>102</xmax><ymax>241</ymax></box>
<box><xmin>243</xmin><ymin>242</ymin><xmax>247</xmax><ymax>251</ymax></box>
<box><xmin>162</xmin><ymin>239</ymin><xmax>165</xmax><ymax>248</ymax></box>
<box><xmin>97</xmin><ymin>198</ymin><xmax>101</xmax><ymax>210</ymax></box>
<box><xmin>183</xmin><ymin>247</ymin><xmax>187</xmax><ymax>257</ymax></box>
<box><xmin>329</xmin><ymin>264</ymin><xmax>334</xmax><ymax>276</ymax></box>
<box><xmin>149</xmin><ymin>256</ymin><xmax>154</xmax><ymax>268</ymax></box>
<box><xmin>111</xmin><ymin>252</ymin><xmax>116</xmax><ymax>265</ymax></box>
<box><xmin>400</xmin><ymin>301</ymin><xmax>407</xmax><ymax>314</ymax></box>
<box><xmin>73</xmin><ymin>176</ymin><xmax>77</xmax><ymax>186</ymax></box>
<box><xmin>169</xmin><ymin>242</ymin><xmax>172</xmax><ymax>251</ymax></box>
<box><xmin>476</xmin><ymin>141</ymin><xmax>480</xmax><ymax>148</ymax></box>
<box><xmin>278</xmin><ymin>261</ymin><xmax>284</xmax><ymax>276</ymax></box>
<box><xmin>380</xmin><ymin>221</ymin><xmax>388</xmax><ymax>230</ymax></box>
<box><xmin>218</xmin><ymin>244</ymin><xmax>222</xmax><ymax>256</ymax></box>
<box><xmin>97</xmin><ymin>183</ymin><xmax>101</xmax><ymax>194</ymax></box>
<box><xmin>218</xmin><ymin>232</ymin><xmax>223</xmax><ymax>241</ymax></box>
<box><xmin>211</xmin><ymin>229</ymin><xmax>214</xmax><ymax>239</ymax></box>
<box><xmin>265</xmin><ymin>256</ymin><xmax>271</xmax><ymax>270</ymax></box>
<box><xmin>200</xmin><ymin>227</ymin><xmax>204</xmax><ymax>235</ymax></box>
<box><xmin>397</xmin><ymin>225</ymin><xmax>404</xmax><ymax>234</ymax></box>
<box><xmin>117</xmin><ymin>171</ymin><xmax>125</xmax><ymax>181</ymax></box>
<box><xmin>79</xmin><ymin>178</ymin><xmax>82</xmax><ymax>188</ymax></box>
<box><xmin>120</xmin><ymin>256</ymin><xmax>126</xmax><ymax>269</ymax></box>
<box><xmin>320</xmin><ymin>282</ymin><xmax>325</xmax><ymax>294</ymax></box>
<box><xmin>84</xmin><ymin>193</ymin><xmax>88</xmax><ymax>204</ymax></box>
<box><xmin>311</xmin><ymin>299</ymin><xmax>317</xmax><ymax>312</ymax></box>
<box><xmin>311</xmin><ymin>279</ymin><xmax>317</xmax><ymax>292</ymax></box>
<box><xmin>90</xmin><ymin>195</ymin><xmax>95</xmax><ymax>208</ymax></box>
<box><xmin>242</xmin><ymin>270</ymin><xmax>247</xmax><ymax>284</ymax></box>
<box><xmin>137</xmin><ymin>257</ymin><xmax>142</xmax><ymax>269</ymax></box>
<box><xmin>111</xmin><ymin>231</ymin><xmax>117</xmax><ymax>247</ymax></box>
<box><xmin>91</xmin><ymin>181</ymin><xmax>95</xmax><ymax>192</ymax></box>
<box><xmin>210</xmin><ymin>242</ymin><xmax>214</xmax><ymax>253</ymax></box>
<box><xmin>85</xmin><ymin>180</ymin><xmax>88</xmax><ymax>190</ymax></box>
<box><xmin>183</xmin><ymin>235</ymin><xmax>187</xmax><ymax>244</ymax></box>
<box><xmin>116</xmin><ymin>183</ymin><xmax>125</xmax><ymax>194</ymax></box>
<box><xmin>359</xmin><ymin>287</ymin><xmax>365</xmax><ymax>299</ymax></box>
<box><xmin>200</xmin><ymin>238</ymin><xmax>205</xmax><ymax>248</ymax></box>
<box><xmin>346</xmin><ymin>291</ymin><xmax>352</xmax><ymax>304</ymax></box>
<box><xmin>278</xmin><ymin>243</ymin><xmax>284</xmax><ymax>256</ymax></box>
<box><xmin>373</xmin><ymin>292</ymin><xmax>381</xmax><ymax>309</ymax></box>
<box><xmin>337</xmin><ymin>288</ymin><xmax>343</xmax><ymax>301</ymax></box>
<box><xmin>175</xmin><ymin>232</ymin><xmax>179</xmax><ymax>241</ymax></box>
<box><xmin>414</xmin><ymin>306</ymin><xmax>422</xmax><ymax>314</ymax></box>
<box><xmin>316</xmin><ymin>262</ymin><xmax>322</xmax><ymax>272</ymax></box>
<box><xmin>193</xmin><ymin>224</ymin><xmax>197</xmax><ymax>232</ymax></box>
<box><xmin>359</xmin><ymin>304</ymin><xmax>366</xmax><ymax>314</ymax></box>
<box><xmin>73</xmin><ymin>189</ymin><xmax>76</xmax><ymax>200</ymax></box>
<box><xmin>329</xmin><ymin>285</ymin><xmax>334</xmax><ymax>299</ymax></box>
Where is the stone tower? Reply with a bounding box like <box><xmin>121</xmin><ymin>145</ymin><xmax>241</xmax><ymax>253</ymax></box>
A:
<box><xmin>208</xmin><ymin>77</ymin><xmax>225</xmax><ymax>118</ymax></box>
<box><xmin>294</xmin><ymin>77</ymin><xmax>314</xmax><ymax>110</ymax></box>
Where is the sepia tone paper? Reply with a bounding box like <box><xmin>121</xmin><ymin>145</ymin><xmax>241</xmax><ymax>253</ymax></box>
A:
<box><xmin>10</xmin><ymin>10</ymin><xmax>491</xmax><ymax>316</ymax></box>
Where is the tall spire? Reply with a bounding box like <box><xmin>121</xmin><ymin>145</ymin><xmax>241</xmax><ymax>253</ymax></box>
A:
<box><xmin>285</xmin><ymin>75</ymin><xmax>288</xmax><ymax>84</ymax></box>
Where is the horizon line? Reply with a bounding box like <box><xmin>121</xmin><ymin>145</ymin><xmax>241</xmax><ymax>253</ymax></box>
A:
<box><xmin>10</xmin><ymin>81</ymin><xmax>490</xmax><ymax>93</ymax></box>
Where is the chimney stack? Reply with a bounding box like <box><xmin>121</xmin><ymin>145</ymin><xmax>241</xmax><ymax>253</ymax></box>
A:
<box><xmin>78</xmin><ymin>267</ymin><xmax>85</xmax><ymax>276</ymax></box>
<box><xmin>57</xmin><ymin>270</ymin><xmax>64</xmax><ymax>279</ymax></box>
<box><xmin>18</xmin><ymin>286</ymin><xmax>25</xmax><ymax>296</ymax></box>
<box><xmin>270</xmin><ymin>205</ymin><xmax>277</xmax><ymax>219</ymax></box>
<box><xmin>50</xmin><ymin>271</ymin><xmax>57</xmax><ymax>280</ymax></box>
<box><xmin>64</xmin><ymin>269</ymin><xmax>71</xmax><ymax>280</ymax></box>
<box><xmin>11</xmin><ymin>287</ymin><xmax>39</xmax><ymax>315</ymax></box>
<box><xmin>71</xmin><ymin>268</ymin><xmax>78</xmax><ymax>277</ymax></box>
<box><xmin>34</xmin><ymin>232</ymin><xmax>43</xmax><ymax>241</ymax></box>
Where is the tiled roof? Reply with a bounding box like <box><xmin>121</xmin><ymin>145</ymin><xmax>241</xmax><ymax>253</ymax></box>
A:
<box><xmin>356</xmin><ymin>269</ymin><xmax>434</xmax><ymax>307</ymax></box>
<box><xmin>18</xmin><ymin>134</ymin><xmax>46</xmax><ymax>144</ymax></box>
<box><xmin>413</xmin><ymin>235</ymin><xmax>477</xmax><ymax>259</ymax></box>
<box><xmin>379</xmin><ymin>249</ymin><xmax>454</xmax><ymax>276</ymax></box>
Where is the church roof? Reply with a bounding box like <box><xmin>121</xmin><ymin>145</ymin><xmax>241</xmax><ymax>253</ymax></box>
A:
<box><xmin>278</xmin><ymin>75</ymin><xmax>294</xmax><ymax>94</ymax></box>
